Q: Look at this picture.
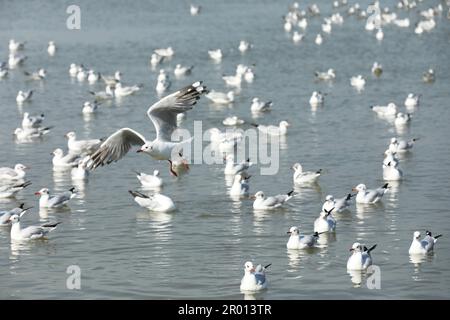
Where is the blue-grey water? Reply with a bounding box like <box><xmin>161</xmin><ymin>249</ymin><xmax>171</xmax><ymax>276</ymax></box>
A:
<box><xmin>0</xmin><ymin>0</ymin><xmax>449</xmax><ymax>299</ymax></box>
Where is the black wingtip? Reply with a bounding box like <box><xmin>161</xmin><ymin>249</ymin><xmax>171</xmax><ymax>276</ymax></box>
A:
<box><xmin>382</xmin><ymin>183</ymin><xmax>389</xmax><ymax>189</ymax></box>
<box><xmin>287</xmin><ymin>190</ymin><xmax>294</xmax><ymax>196</ymax></box>
<box><xmin>264</xmin><ymin>263</ymin><xmax>272</xmax><ymax>269</ymax></box>
<box><xmin>250</xmin><ymin>123</ymin><xmax>259</xmax><ymax>127</ymax></box>
<box><xmin>435</xmin><ymin>234</ymin><xmax>443</xmax><ymax>239</ymax></box>
<box><xmin>368</xmin><ymin>244</ymin><xmax>377</xmax><ymax>253</ymax></box>
<box><xmin>19</xmin><ymin>203</ymin><xmax>25</xmax><ymax>209</ymax></box>
<box><xmin>69</xmin><ymin>187</ymin><xmax>76</xmax><ymax>193</ymax></box>
<box><xmin>316</xmin><ymin>169</ymin><xmax>322</xmax><ymax>174</ymax></box>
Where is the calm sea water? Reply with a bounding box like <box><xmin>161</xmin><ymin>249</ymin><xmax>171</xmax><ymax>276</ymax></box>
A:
<box><xmin>0</xmin><ymin>0</ymin><xmax>449</xmax><ymax>299</ymax></box>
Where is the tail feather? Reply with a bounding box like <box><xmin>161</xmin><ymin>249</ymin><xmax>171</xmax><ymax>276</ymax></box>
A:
<box><xmin>41</xmin><ymin>221</ymin><xmax>61</xmax><ymax>228</ymax></box>
<box><xmin>128</xmin><ymin>190</ymin><xmax>148</xmax><ymax>199</ymax></box>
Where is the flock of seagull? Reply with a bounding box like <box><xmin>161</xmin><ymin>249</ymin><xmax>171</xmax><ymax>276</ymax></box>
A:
<box><xmin>0</xmin><ymin>0</ymin><xmax>448</xmax><ymax>295</ymax></box>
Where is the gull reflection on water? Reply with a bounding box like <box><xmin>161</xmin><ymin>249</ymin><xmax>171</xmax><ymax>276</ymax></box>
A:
<box><xmin>409</xmin><ymin>253</ymin><xmax>434</xmax><ymax>276</ymax></box>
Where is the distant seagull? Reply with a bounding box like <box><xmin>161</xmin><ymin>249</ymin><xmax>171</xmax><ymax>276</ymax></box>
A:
<box><xmin>315</xmin><ymin>34</ymin><xmax>323</xmax><ymax>45</ymax></box>
<box><xmin>174</xmin><ymin>64</ymin><xmax>194</xmax><ymax>77</ymax></box>
<box><xmin>350</xmin><ymin>75</ymin><xmax>365</xmax><ymax>91</ymax></box>
<box><xmin>230</xmin><ymin>173</ymin><xmax>250</xmax><ymax>197</ymax></box>
<box><xmin>322</xmin><ymin>194</ymin><xmax>354</xmax><ymax>213</ymax></box>
<box><xmin>128</xmin><ymin>190</ymin><xmax>176</xmax><ymax>212</ymax></box>
<box><xmin>370</xmin><ymin>102</ymin><xmax>397</xmax><ymax>117</ymax></box>
<box><xmin>292</xmin><ymin>163</ymin><xmax>321</xmax><ymax>185</ymax></box>
<box><xmin>65</xmin><ymin>131</ymin><xmax>103</xmax><ymax>156</ymax></box>
<box><xmin>315</xmin><ymin>69</ymin><xmax>335</xmax><ymax>81</ymax></box>
<box><xmin>9</xmin><ymin>39</ymin><xmax>25</xmax><ymax>52</ymax></box>
<box><xmin>286</xmin><ymin>226</ymin><xmax>320</xmax><ymax>249</ymax></box>
<box><xmin>8</xmin><ymin>53</ymin><xmax>27</xmax><ymax>69</ymax></box>
<box><xmin>82</xmin><ymin>101</ymin><xmax>99</xmax><ymax>114</ymax></box>
<box><xmin>205</xmin><ymin>90</ymin><xmax>234</xmax><ymax>104</ymax></box>
<box><xmin>16</xmin><ymin>90</ymin><xmax>33</xmax><ymax>103</ymax></box>
<box><xmin>383</xmin><ymin>160</ymin><xmax>403</xmax><ymax>181</ymax></box>
<box><xmin>388</xmin><ymin>137</ymin><xmax>417</xmax><ymax>153</ymax></box>
<box><xmin>244</xmin><ymin>68</ymin><xmax>254</xmax><ymax>83</ymax></box>
<box><xmin>292</xmin><ymin>31</ymin><xmax>304</xmax><ymax>43</ymax></box>
<box><xmin>224</xmin><ymin>155</ymin><xmax>252</xmax><ymax>176</ymax></box>
<box><xmin>51</xmin><ymin>148</ymin><xmax>81</xmax><ymax>169</ymax></box>
<box><xmin>309</xmin><ymin>91</ymin><xmax>325</xmax><ymax>107</ymax></box>
<box><xmin>394</xmin><ymin>112</ymin><xmax>412</xmax><ymax>126</ymax></box>
<box><xmin>114</xmin><ymin>82</ymin><xmax>143</xmax><ymax>97</ymax></box>
<box><xmin>102</xmin><ymin>71</ymin><xmax>121</xmax><ymax>86</ymax></box>
<box><xmin>252</xmin><ymin>190</ymin><xmax>293</xmax><ymax>210</ymax></box>
<box><xmin>0</xmin><ymin>203</ymin><xmax>31</xmax><ymax>226</ymax></box>
<box><xmin>347</xmin><ymin>242</ymin><xmax>377</xmax><ymax>270</ymax></box>
<box><xmin>409</xmin><ymin>231</ymin><xmax>442</xmax><ymax>254</ymax></box>
<box><xmin>190</xmin><ymin>4</ymin><xmax>201</xmax><ymax>16</ymax></box>
<box><xmin>404</xmin><ymin>93</ymin><xmax>420</xmax><ymax>109</ymax></box>
<box><xmin>150</xmin><ymin>53</ymin><xmax>164</xmax><ymax>67</ymax></box>
<box><xmin>87</xmin><ymin>70</ymin><xmax>101</xmax><ymax>83</ymax></box>
<box><xmin>135</xmin><ymin>170</ymin><xmax>164</xmax><ymax>188</ymax></box>
<box><xmin>0</xmin><ymin>163</ymin><xmax>28</xmax><ymax>181</ymax></box>
<box><xmin>252</xmin><ymin>121</ymin><xmax>290</xmax><ymax>136</ymax></box>
<box><xmin>22</xmin><ymin>112</ymin><xmax>45</xmax><ymax>129</ymax></box>
<box><xmin>223</xmin><ymin>116</ymin><xmax>244</xmax><ymax>126</ymax></box>
<box><xmin>14</xmin><ymin>127</ymin><xmax>52</xmax><ymax>141</ymax></box>
<box><xmin>0</xmin><ymin>181</ymin><xmax>32</xmax><ymax>199</ymax></box>
<box><xmin>371</xmin><ymin>62</ymin><xmax>383</xmax><ymax>77</ymax></box>
<box><xmin>240</xmin><ymin>261</ymin><xmax>270</xmax><ymax>292</ymax></box>
<box><xmin>154</xmin><ymin>47</ymin><xmax>174</xmax><ymax>58</ymax></box>
<box><xmin>208</xmin><ymin>49</ymin><xmax>222</xmax><ymax>62</ymax></box>
<box><xmin>35</xmin><ymin>187</ymin><xmax>76</xmax><ymax>208</ymax></box>
<box><xmin>88</xmin><ymin>82</ymin><xmax>207</xmax><ymax>169</ymax></box>
<box><xmin>422</xmin><ymin>69</ymin><xmax>435</xmax><ymax>83</ymax></box>
<box><xmin>375</xmin><ymin>28</ymin><xmax>384</xmax><ymax>41</ymax></box>
<box><xmin>24</xmin><ymin>68</ymin><xmax>46</xmax><ymax>80</ymax></box>
<box><xmin>352</xmin><ymin>183</ymin><xmax>388</xmax><ymax>204</ymax></box>
<box><xmin>89</xmin><ymin>85</ymin><xmax>115</xmax><ymax>101</ymax></box>
<box><xmin>156</xmin><ymin>79</ymin><xmax>171</xmax><ymax>94</ymax></box>
<box><xmin>314</xmin><ymin>208</ymin><xmax>336</xmax><ymax>233</ymax></box>
<box><xmin>9</xmin><ymin>213</ymin><xmax>61</xmax><ymax>241</ymax></box>
<box><xmin>47</xmin><ymin>41</ymin><xmax>56</xmax><ymax>56</ymax></box>
<box><xmin>239</xmin><ymin>40</ymin><xmax>252</xmax><ymax>53</ymax></box>
<box><xmin>250</xmin><ymin>97</ymin><xmax>272</xmax><ymax>113</ymax></box>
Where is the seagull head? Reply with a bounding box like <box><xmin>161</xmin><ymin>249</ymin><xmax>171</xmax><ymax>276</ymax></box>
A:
<box><xmin>352</xmin><ymin>184</ymin><xmax>366</xmax><ymax>192</ymax></box>
<box><xmin>292</xmin><ymin>163</ymin><xmax>302</xmax><ymax>172</ymax></box>
<box><xmin>349</xmin><ymin>242</ymin><xmax>362</xmax><ymax>252</ymax></box>
<box><xmin>325</xmin><ymin>195</ymin><xmax>334</xmax><ymax>202</ymax></box>
<box><xmin>287</xmin><ymin>226</ymin><xmax>299</xmax><ymax>235</ymax></box>
<box><xmin>414</xmin><ymin>231</ymin><xmax>421</xmax><ymax>239</ymax></box>
<box><xmin>15</xmin><ymin>163</ymin><xmax>28</xmax><ymax>171</ymax></box>
<box><xmin>9</xmin><ymin>214</ymin><xmax>20</xmax><ymax>224</ymax></box>
<box><xmin>35</xmin><ymin>188</ymin><xmax>49</xmax><ymax>196</ymax></box>
<box><xmin>137</xmin><ymin>142</ymin><xmax>153</xmax><ymax>154</ymax></box>
<box><xmin>244</xmin><ymin>261</ymin><xmax>255</xmax><ymax>272</ymax></box>
<box><xmin>65</xmin><ymin>131</ymin><xmax>76</xmax><ymax>140</ymax></box>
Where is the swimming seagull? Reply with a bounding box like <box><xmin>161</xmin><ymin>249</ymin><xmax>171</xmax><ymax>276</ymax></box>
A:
<box><xmin>82</xmin><ymin>101</ymin><xmax>99</xmax><ymax>114</ymax></box>
<box><xmin>388</xmin><ymin>137</ymin><xmax>417</xmax><ymax>153</ymax></box>
<box><xmin>314</xmin><ymin>208</ymin><xmax>336</xmax><ymax>233</ymax></box>
<box><xmin>190</xmin><ymin>4</ymin><xmax>201</xmax><ymax>16</ymax></box>
<box><xmin>154</xmin><ymin>47</ymin><xmax>174</xmax><ymax>58</ymax></box>
<box><xmin>383</xmin><ymin>160</ymin><xmax>403</xmax><ymax>181</ymax></box>
<box><xmin>409</xmin><ymin>231</ymin><xmax>442</xmax><ymax>254</ymax></box>
<box><xmin>292</xmin><ymin>163</ymin><xmax>321</xmax><ymax>185</ymax></box>
<box><xmin>87</xmin><ymin>70</ymin><xmax>101</xmax><ymax>83</ymax></box>
<box><xmin>65</xmin><ymin>131</ymin><xmax>103</xmax><ymax>156</ymax></box>
<box><xmin>422</xmin><ymin>69</ymin><xmax>435</xmax><ymax>83</ymax></box>
<box><xmin>240</xmin><ymin>261</ymin><xmax>270</xmax><ymax>292</ymax></box>
<box><xmin>224</xmin><ymin>155</ymin><xmax>252</xmax><ymax>175</ymax></box>
<box><xmin>404</xmin><ymin>93</ymin><xmax>420</xmax><ymax>109</ymax></box>
<box><xmin>315</xmin><ymin>69</ymin><xmax>335</xmax><ymax>81</ymax></box>
<box><xmin>8</xmin><ymin>53</ymin><xmax>27</xmax><ymax>68</ymax></box>
<box><xmin>9</xmin><ymin>39</ymin><xmax>25</xmax><ymax>52</ymax></box>
<box><xmin>0</xmin><ymin>203</ymin><xmax>32</xmax><ymax>226</ymax></box>
<box><xmin>22</xmin><ymin>112</ymin><xmax>45</xmax><ymax>129</ymax></box>
<box><xmin>350</xmin><ymin>75</ymin><xmax>366</xmax><ymax>91</ymax></box>
<box><xmin>16</xmin><ymin>90</ymin><xmax>33</xmax><ymax>103</ymax></box>
<box><xmin>88</xmin><ymin>81</ymin><xmax>207</xmax><ymax>170</ymax></box>
<box><xmin>205</xmin><ymin>90</ymin><xmax>234</xmax><ymax>104</ymax></box>
<box><xmin>286</xmin><ymin>226</ymin><xmax>320</xmax><ymax>249</ymax></box>
<box><xmin>35</xmin><ymin>187</ymin><xmax>76</xmax><ymax>208</ymax></box>
<box><xmin>47</xmin><ymin>41</ymin><xmax>56</xmax><ymax>56</ymax></box>
<box><xmin>128</xmin><ymin>190</ymin><xmax>176</xmax><ymax>212</ymax></box>
<box><xmin>14</xmin><ymin>127</ymin><xmax>52</xmax><ymax>141</ymax></box>
<box><xmin>229</xmin><ymin>173</ymin><xmax>250</xmax><ymax>197</ymax></box>
<box><xmin>101</xmin><ymin>71</ymin><xmax>121</xmax><ymax>86</ymax></box>
<box><xmin>208</xmin><ymin>49</ymin><xmax>222</xmax><ymax>62</ymax></box>
<box><xmin>0</xmin><ymin>164</ymin><xmax>28</xmax><ymax>181</ymax></box>
<box><xmin>250</xmin><ymin>97</ymin><xmax>272</xmax><ymax>113</ymax></box>
<box><xmin>347</xmin><ymin>243</ymin><xmax>377</xmax><ymax>270</ymax></box>
<box><xmin>174</xmin><ymin>64</ymin><xmax>193</xmax><ymax>77</ymax></box>
<box><xmin>114</xmin><ymin>82</ymin><xmax>143</xmax><ymax>97</ymax></box>
<box><xmin>90</xmin><ymin>85</ymin><xmax>115</xmax><ymax>101</ymax></box>
<box><xmin>9</xmin><ymin>213</ymin><xmax>61</xmax><ymax>241</ymax></box>
<box><xmin>370</xmin><ymin>102</ymin><xmax>397</xmax><ymax>117</ymax></box>
<box><xmin>223</xmin><ymin>116</ymin><xmax>244</xmax><ymax>126</ymax></box>
<box><xmin>134</xmin><ymin>170</ymin><xmax>164</xmax><ymax>188</ymax></box>
<box><xmin>372</xmin><ymin>62</ymin><xmax>383</xmax><ymax>77</ymax></box>
<box><xmin>394</xmin><ymin>112</ymin><xmax>412</xmax><ymax>126</ymax></box>
<box><xmin>252</xmin><ymin>190</ymin><xmax>293</xmax><ymax>210</ymax></box>
<box><xmin>352</xmin><ymin>183</ymin><xmax>388</xmax><ymax>204</ymax></box>
<box><xmin>252</xmin><ymin>121</ymin><xmax>290</xmax><ymax>136</ymax></box>
<box><xmin>239</xmin><ymin>40</ymin><xmax>252</xmax><ymax>52</ymax></box>
<box><xmin>0</xmin><ymin>181</ymin><xmax>32</xmax><ymax>198</ymax></box>
<box><xmin>322</xmin><ymin>194</ymin><xmax>354</xmax><ymax>213</ymax></box>
<box><xmin>24</xmin><ymin>68</ymin><xmax>46</xmax><ymax>80</ymax></box>
<box><xmin>309</xmin><ymin>91</ymin><xmax>325</xmax><ymax>107</ymax></box>
<box><xmin>51</xmin><ymin>148</ymin><xmax>81</xmax><ymax>169</ymax></box>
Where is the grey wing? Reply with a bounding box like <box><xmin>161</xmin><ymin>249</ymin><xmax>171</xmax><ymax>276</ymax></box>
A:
<box><xmin>422</xmin><ymin>238</ymin><xmax>433</xmax><ymax>251</ymax></box>
<box><xmin>299</xmin><ymin>235</ymin><xmax>313</xmax><ymax>246</ymax></box>
<box><xmin>0</xmin><ymin>167</ymin><xmax>15</xmax><ymax>176</ymax></box>
<box><xmin>254</xmin><ymin>272</ymin><xmax>266</xmax><ymax>285</ymax></box>
<box><xmin>48</xmin><ymin>193</ymin><xmax>71</xmax><ymax>207</ymax></box>
<box><xmin>88</xmin><ymin>128</ymin><xmax>146</xmax><ymax>169</ymax></box>
<box><xmin>21</xmin><ymin>226</ymin><xmax>45</xmax><ymax>239</ymax></box>
<box><xmin>263</xmin><ymin>196</ymin><xmax>279</xmax><ymax>207</ymax></box>
<box><xmin>274</xmin><ymin>194</ymin><xmax>288</xmax><ymax>203</ymax></box>
<box><xmin>147</xmin><ymin>81</ymin><xmax>207</xmax><ymax>141</ymax></box>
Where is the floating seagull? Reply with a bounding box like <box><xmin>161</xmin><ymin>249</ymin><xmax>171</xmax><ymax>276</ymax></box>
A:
<box><xmin>352</xmin><ymin>183</ymin><xmax>388</xmax><ymax>204</ymax></box>
<box><xmin>76</xmin><ymin>67</ymin><xmax>87</xmax><ymax>81</ymax></box>
<box><xmin>409</xmin><ymin>231</ymin><xmax>442</xmax><ymax>254</ymax></box>
<box><xmin>222</xmin><ymin>73</ymin><xmax>242</xmax><ymax>87</ymax></box>
<box><xmin>150</xmin><ymin>53</ymin><xmax>164</xmax><ymax>67</ymax></box>
<box><xmin>0</xmin><ymin>64</ymin><xmax>8</xmax><ymax>78</ymax></box>
<box><xmin>0</xmin><ymin>181</ymin><xmax>32</xmax><ymax>199</ymax></box>
<box><xmin>8</xmin><ymin>53</ymin><xmax>27</xmax><ymax>68</ymax></box>
<box><xmin>35</xmin><ymin>187</ymin><xmax>76</xmax><ymax>208</ymax></box>
<box><xmin>315</xmin><ymin>69</ymin><xmax>335</xmax><ymax>81</ymax></box>
<box><xmin>87</xmin><ymin>70</ymin><xmax>101</xmax><ymax>83</ymax></box>
<box><xmin>383</xmin><ymin>160</ymin><xmax>403</xmax><ymax>181</ymax></box>
<box><xmin>89</xmin><ymin>85</ymin><xmax>115</xmax><ymax>101</ymax></box>
<box><xmin>375</xmin><ymin>28</ymin><xmax>384</xmax><ymax>41</ymax></box>
<box><xmin>205</xmin><ymin>90</ymin><xmax>234</xmax><ymax>104</ymax></box>
<box><xmin>24</xmin><ymin>68</ymin><xmax>46</xmax><ymax>80</ymax></box>
<box><xmin>350</xmin><ymin>75</ymin><xmax>366</xmax><ymax>91</ymax></box>
<box><xmin>250</xmin><ymin>97</ymin><xmax>272</xmax><ymax>113</ymax></box>
<box><xmin>101</xmin><ymin>71</ymin><xmax>121</xmax><ymax>86</ymax></box>
<box><xmin>252</xmin><ymin>121</ymin><xmax>290</xmax><ymax>136</ymax></box>
<box><xmin>0</xmin><ymin>203</ymin><xmax>31</xmax><ymax>226</ymax></box>
<box><xmin>47</xmin><ymin>41</ymin><xmax>56</xmax><ymax>56</ymax></box>
<box><xmin>292</xmin><ymin>31</ymin><xmax>304</xmax><ymax>43</ymax></box>
<box><xmin>229</xmin><ymin>173</ymin><xmax>250</xmax><ymax>197</ymax></box>
<box><xmin>240</xmin><ymin>261</ymin><xmax>270</xmax><ymax>292</ymax></box>
<box><xmin>65</xmin><ymin>131</ymin><xmax>103</xmax><ymax>156</ymax></box>
<box><xmin>239</xmin><ymin>40</ymin><xmax>252</xmax><ymax>52</ymax></box>
<box><xmin>322</xmin><ymin>194</ymin><xmax>354</xmax><ymax>213</ymax></box>
<box><xmin>208</xmin><ymin>128</ymin><xmax>243</xmax><ymax>144</ymax></box>
<box><xmin>309</xmin><ymin>91</ymin><xmax>325</xmax><ymax>108</ymax></box>
<box><xmin>16</xmin><ymin>90</ymin><xmax>33</xmax><ymax>103</ymax></box>
<box><xmin>69</xmin><ymin>63</ymin><xmax>80</xmax><ymax>77</ymax></box>
<box><xmin>388</xmin><ymin>137</ymin><xmax>417</xmax><ymax>153</ymax></box>
<box><xmin>168</xmin><ymin>156</ymin><xmax>190</xmax><ymax>177</ymax></box>
<box><xmin>314</xmin><ymin>208</ymin><xmax>336</xmax><ymax>233</ymax></box>
<box><xmin>154</xmin><ymin>47</ymin><xmax>174</xmax><ymax>58</ymax></box>
<box><xmin>9</xmin><ymin>213</ymin><xmax>61</xmax><ymax>241</ymax></box>
<box><xmin>244</xmin><ymin>68</ymin><xmax>254</xmax><ymax>83</ymax></box>
<box><xmin>114</xmin><ymin>82</ymin><xmax>143</xmax><ymax>97</ymax></box>
<box><xmin>371</xmin><ymin>62</ymin><xmax>383</xmax><ymax>77</ymax></box>
<box><xmin>292</xmin><ymin>163</ymin><xmax>321</xmax><ymax>185</ymax></box>
<box><xmin>128</xmin><ymin>190</ymin><xmax>176</xmax><ymax>212</ymax></box>
<box><xmin>286</xmin><ymin>226</ymin><xmax>320</xmax><ymax>249</ymax></box>
<box><xmin>422</xmin><ymin>69</ymin><xmax>435</xmax><ymax>83</ymax></box>
<box><xmin>135</xmin><ymin>170</ymin><xmax>164</xmax><ymax>188</ymax></box>
<box><xmin>394</xmin><ymin>112</ymin><xmax>412</xmax><ymax>126</ymax></box>
<box><xmin>315</xmin><ymin>34</ymin><xmax>323</xmax><ymax>45</ymax></box>
<box><xmin>347</xmin><ymin>243</ymin><xmax>377</xmax><ymax>271</ymax></box>
<box><xmin>370</xmin><ymin>102</ymin><xmax>397</xmax><ymax>117</ymax></box>
<box><xmin>252</xmin><ymin>190</ymin><xmax>293</xmax><ymax>210</ymax></box>
<box><xmin>223</xmin><ymin>116</ymin><xmax>244</xmax><ymax>126</ymax></box>
<box><xmin>82</xmin><ymin>101</ymin><xmax>99</xmax><ymax>114</ymax></box>
<box><xmin>0</xmin><ymin>164</ymin><xmax>28</xmax><ymax>181</ymax></box>
<box><xmin>88</xmin><ymin>82</ymin><xmax>207</xmax><ymax>169</ymax></box>
<box><xmin>174</xmin><ymin>64</ymin><xmax>193</xmax><ymax>77</ymax></box>
<box><xmin>157</xmin><ymin>69</ymin><xmax>168</xmax><ymax>82</ymax></box>
<box><xmin>224</xmin><ymin>155</ymin><xmax>252</xmax><ymax>176</ymax></box>
<box><xmin>208</xmin><ymin>49</ymin><xmax>222</xmax><ymax>62</ymax></box>
<box><xmin>14</xmin><ymin>127</ymin><xmax>52</xmax><ymax>141</ymax></box>
<box><xmin>51</xmin><ymin>148</ymin><xmax>81</xmax><ymax>169</ymax></box>
<box><xmin>9</xmin><ymin>39</ymin><xmax>25</xmax><ymax>52</ymax></box>
<box><xmin>404</xmin><ymin>93</ymin><xmax>420</xmax><ymax>109</ymax></box>
<box><xmin>22</xmin><ymin>112</ymin><xmax>45</xmax><ymax>129</ymax></box>
<box><xmin>322</xmin><ymin>21</ymin><xmax>332</xmax><ymax>34</ymax></box>
<box><xmin>190</xmin><ymin>4</ymin><xmax>201</xmax><ymax>16</ymax></box>
<box><xmin>156</xmin><ymin>78</ymin><xmax>171</xmax><ymax>94</ymax></box>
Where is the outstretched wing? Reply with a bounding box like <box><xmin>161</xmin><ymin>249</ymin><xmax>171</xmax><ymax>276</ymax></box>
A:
<box><xmin>147</xmin><ymin>81</ymin><xmax>207</xmax><ymax>141</ymax></box>
<box><xmin>88</xmin><ymin>128</ymin><xmax>146</xmax><ymax>169</ymax></box>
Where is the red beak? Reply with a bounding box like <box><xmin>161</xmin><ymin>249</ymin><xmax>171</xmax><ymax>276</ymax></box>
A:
<box><xmin>34</xmin><ymin>192</ymin><xmax>40</xmax><ymax>195</ymax></box>
<box><xmin>136</xmin><ymin>149</ymin><xmax>142</xmax><ymax>153</ymax></box>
